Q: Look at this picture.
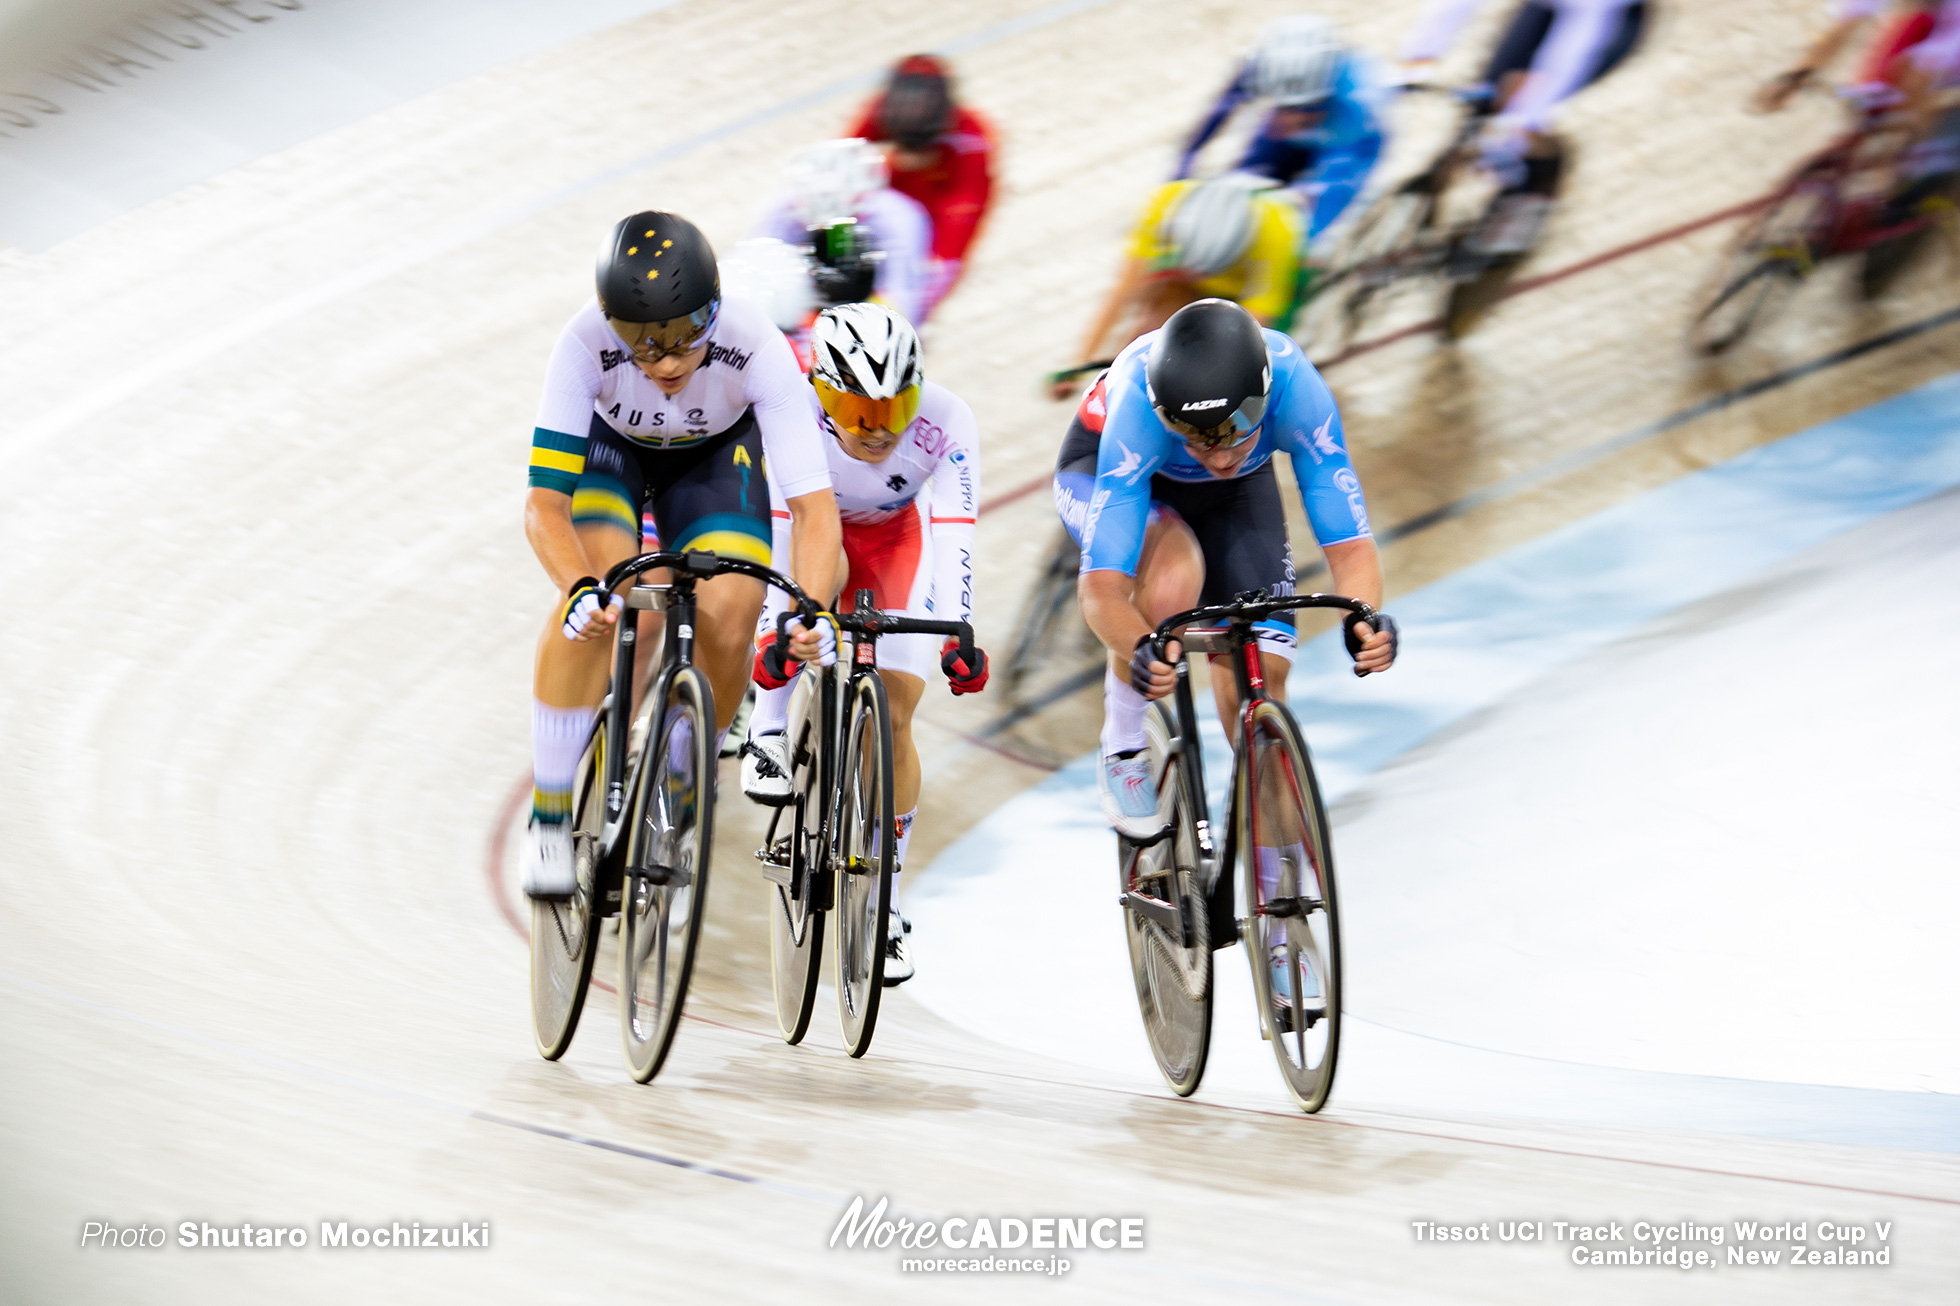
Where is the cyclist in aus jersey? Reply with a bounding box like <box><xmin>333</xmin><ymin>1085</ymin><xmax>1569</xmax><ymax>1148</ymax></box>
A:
<box><xmin>520</xmin><ymin>211</ymin><xmax>842</xmax><ymax>897</ymax></box>
<box><xmin>739</xmin><ymin>303</ymin><xmax>988</xmax><ymax>984</ymax></box>
<box><xmin>1062</xmin><ymin>298</ymin><xmax>1395</xmax><ymax>1010</ymax></box>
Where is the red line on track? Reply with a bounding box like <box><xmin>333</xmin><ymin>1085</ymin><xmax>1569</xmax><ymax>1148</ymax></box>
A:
<box><xmin>975</xmin><ymin>192</ymin><xmax>1773</xmax><ymax>518</ymax></box>
<box><xmin>485</xmin><ymin>772</ymin><xmax>531</xmax><ymax>940</ymax></box>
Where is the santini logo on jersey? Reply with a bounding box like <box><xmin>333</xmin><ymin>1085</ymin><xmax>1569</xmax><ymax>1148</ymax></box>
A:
<box><xmin>705</xmin><ymin>343</ymin><xmax>751</xmax><ymax>371</ymax></box>
<box><xmin>1181</xmin><ymin>398</ymin><xmax>1228</xmax><ymax>412</ymax></box>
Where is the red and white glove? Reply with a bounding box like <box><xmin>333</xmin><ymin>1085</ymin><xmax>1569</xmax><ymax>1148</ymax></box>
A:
<box><xmin>940</xmin><ymin>637</ymin><xmax>989</xmax><ymax>695</ymax></box>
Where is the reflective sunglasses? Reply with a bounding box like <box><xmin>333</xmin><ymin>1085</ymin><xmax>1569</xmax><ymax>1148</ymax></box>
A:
<box><xmin>814</xmin><ymin>377</ymin><xmax>922</xmax><ymax>436</ymax></box>
<box><xmin>607</xmin><ymin>299</ymin><xmax>720</xmax><ymax>363</ymax></box>
<box><xmin>1156</xmin><ymin>391</ymin><xmax>1268</xmax><ymax>448</ymax></box>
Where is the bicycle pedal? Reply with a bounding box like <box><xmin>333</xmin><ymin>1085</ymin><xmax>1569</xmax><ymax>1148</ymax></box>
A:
<box><xmin>633</xmin><ymin>862</ymin><xmax>694</xmax><ymax>888</ymax></box>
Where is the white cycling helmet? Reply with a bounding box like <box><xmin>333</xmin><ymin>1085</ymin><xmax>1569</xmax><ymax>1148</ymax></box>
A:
<box><xmin>786</xmin><ymin>138</ymin><xmax>889</xmax><ymax>229</ymax></box>
<box><xmin>808</xmin><ymin>302</ymin><xmax>923</xmax><ymax>435</ymax></box>
<box><xmin>1250</xmin><ymin>15</ymin><xmax>1344</xmax><ymax>109</ymax></box>
<box><xmin>1161</xmin><ymin>173</ymin><xmax>1266</xmax><ymax>277</ymax></box>
<box><xmin>718</xmin><ymin>238</ymin><xmax>816</xmax><ymax>333</ymax></box>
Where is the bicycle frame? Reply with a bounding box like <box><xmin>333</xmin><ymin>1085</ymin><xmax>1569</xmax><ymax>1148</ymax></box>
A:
<box><xmin>1143</xmin><ymin>592</ymin><xmax>1375</xmax><ymax>950</ymax></box>
<box><xmin>587</xmin><ymin>550</ymin><xmax>806</xmax><ymax>910</ymax></box>
<box><xmin>756</xmin><ymin>590</ymin><xmax>976</xmax><ymax>913</ymax></box>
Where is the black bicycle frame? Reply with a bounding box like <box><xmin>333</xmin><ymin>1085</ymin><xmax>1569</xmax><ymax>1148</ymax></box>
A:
<box><xmin>587</xmin><ymin>550</ymin><xmax>807</xmax><ymax>912</ymax></box>
<box><xmin>1149</xmin><ymin>591</ymin><xmax>1376</xmax><ymax>950</ymax></box>
<box><xmin>761</xmin><ymin>589</ymin><xmax>975</xmax><ymax>911</ymax></box>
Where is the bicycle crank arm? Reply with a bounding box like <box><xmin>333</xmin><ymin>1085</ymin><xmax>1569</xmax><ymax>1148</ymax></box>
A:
<box><xmin>1119</xmin><ymin>890</ymin><xmax>1193</xmax><ymax>948</ymax></box>
<box><xmin>1263</xmin><ymin>895</ymin><xmax>1323</xmax><ymax>918</ymax></box>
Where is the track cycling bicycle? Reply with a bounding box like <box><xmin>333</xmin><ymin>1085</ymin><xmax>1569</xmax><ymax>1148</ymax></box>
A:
<box><xmin>529</xmin><ymin>549</ymin><xmax>808</xmax><ymax>1082</ymax></box>
<box><xmin>1119</xmin><ymin>590</ymin><xmax>1378</xmax><ymax>1113</ymax></box>
<box><xmin>1298</xmin><ymin>85</ymin><xmax>1543</xmax><ymax>351</ymax></box>
<box><xmin>755</xmin><ymin>591</ymin><xmax>979</xmax><ymax>1057</ymax></box>
<box><xmin>1692</xmin><ymin>87</ymin><xmax>1958</xmax><ymax>354</ymax></box>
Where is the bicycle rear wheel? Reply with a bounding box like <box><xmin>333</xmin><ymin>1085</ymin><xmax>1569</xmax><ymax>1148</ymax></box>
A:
<box><xmin>618</xmin><ymin>666</ymin><xmax>715</xmax><ymax>1083</ymax></box>
<box><xmin>834</xmin><ymin>673</ymin><xmax>894</xmax><ymax>1057</ymax></box>
<box><xmin>769</xmin><ymin>669</ymin><xmax>826</xmax><ymax>1044</ymax></box>
<box><xmin>1119</xmin><ymin>703</ymin><xmax>1212</xmax><ymax>1096</ymax></box>
<box><xmin>1297</xmin><ymin>185</ymin><xmax>1437</xmax><ymax>354</ymax></box>
<box><xmin>529</xmin><ymin>718</ymin><xmax>605</xmax><ymax>1060</ymax></box>
<box><xmin>1690</xmin><ymin>181</ymin><xmax>1827</xmax><ymax>355</ymax></box>
<box><xmin>1239</xmin><ymin>700</ymin><xmax>1341</xmax><ymax>1113</ymax></box>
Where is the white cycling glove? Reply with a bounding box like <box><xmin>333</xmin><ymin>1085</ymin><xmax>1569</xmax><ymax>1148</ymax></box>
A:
<box><xmin>560</xmin><ymin>577</ymin><xmax>623</xmax><ymax>640</ymax></box>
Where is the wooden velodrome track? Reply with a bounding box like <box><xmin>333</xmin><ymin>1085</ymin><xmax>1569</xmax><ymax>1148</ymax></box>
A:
<box><xmin>2</xmin><ymin>0</ymin><xmax>1956</xmax><ymax>1300</ymax></box>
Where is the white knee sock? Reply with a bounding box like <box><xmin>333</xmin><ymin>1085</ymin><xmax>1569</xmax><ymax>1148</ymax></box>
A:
<box><xmin>1099</xmin><ymin>666</ymin><xmax>1149</xmax><ymax>758</ymax></box>
<box><xmin>748</xmin><ymin>680</ymin><xmax>793</xmax><ymax>739</ymax></box>
<box><xmin>888</xmin><ymin>807</ymin><xmax>917</xmax><ymax>921</ymax></box>
<box><xmin>532</xmin><ymin>700</ymin><xmax>596</xmax><ymax>825</ymax></box>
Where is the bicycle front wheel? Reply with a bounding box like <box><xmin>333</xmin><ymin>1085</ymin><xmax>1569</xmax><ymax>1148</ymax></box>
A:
<box><xmin>618</xmin><ymin>666</ymin><xmax>715</xmax><ymax>1083</ymax></box>
<box><xmin>530</xmin><ymin>717</ymin><xmax>605</xmax><ymax>1060</ymax></box>
<box><xmin>834</xmin><ymin>672</ymin><xmax>895</xmax><ymax>1057</ymax></box>
<box><xmin>1689</xmin><ymin>180</ymin><xmax>1827</xmax><ymax>355</ymax></box>
<box><xmin>769</xmin><ymin>669</ymin><xmax>825</xmax><ymax>1044</ymax></box>
<box><xmin>1239</xmin><ymin>700</ymin><xmax>1341</xmax><ymax>1113</ymax></box>
<box><xmin>1119</xmin><ymin>703</ymin><xmax>1212</xmax><ymax>1096</ymax></box>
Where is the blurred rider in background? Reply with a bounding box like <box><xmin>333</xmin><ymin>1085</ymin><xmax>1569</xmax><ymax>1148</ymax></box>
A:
<box><xmin>1052</xmin><ymin>17</ymin><xmax>1382</xmax><ymax>398</ymax></box>
<box><xmin>1052</xmin><ymin>174</ymin><xmax>1307</xmax><ymax>398</ymax></box>
<box><xmin>1401</xmin><ymin>0</ymin><xmax>1649</xmax><ymax>256</ymax></box>
<box><xmin>740</xmin><ymin>304</ymin><xmax>988</xmax><ymax>984</ymax></box>
<box><xmin>1757</xmin><ymin>2</ymin><xmax>1960</xmax><ymax>220</ymax></box>
<box><xmin>720</xmin><ymin>237</ymin><xmax>819</xmax><ymax>369</ymax></box>
<box><xmin>846</xmin><ymin>54</ymin><xmax>997</xmax><ymax>323</ymax></box>
<box><xmin>1756</xmin><ymin>0</ymin><xmax>1951</xmax><ymax>111</ymax></box>
<box><xmin>1174</xmin><ymin>15</ymin><xmax>1386</xmax><ymax>242</ymax></box>
<box><xmin>753</xmin><ymin>138</ymin><xmax>933</xmax><ymax>328</ymax></box>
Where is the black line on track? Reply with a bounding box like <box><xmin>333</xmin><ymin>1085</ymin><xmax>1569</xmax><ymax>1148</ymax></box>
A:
<box><xmin>0</xmin><ymin>969</ymin><xmax>828</xmax><ymax>1203</ymax></box>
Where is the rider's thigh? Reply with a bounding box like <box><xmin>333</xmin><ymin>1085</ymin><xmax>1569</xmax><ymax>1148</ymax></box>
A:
<box><xmin>1135</xmin><ymin>509</ymin><xmax>1205</xmax><ymax>624</ymax></box>
<box><xmin>691</xmin><ymin>572</ymin><xmax>767</xmax><ymax>652</ymax></box>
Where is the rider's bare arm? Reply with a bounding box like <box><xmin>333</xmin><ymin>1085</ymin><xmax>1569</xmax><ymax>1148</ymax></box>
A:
<box><xmin>784</xmin><ymin>487</ymin><xmax>843</xmax><ymax>659</ymax></box>
<box><xmin>1757</xmin><ymin>13</ymin><xmax>1866</xmax><ymax>111</ymax></box>
<box><xmin>1057</xmin><ymin>255</ymin><xmax>1152</xmax><ymax>396</ymax></box>
<box><xmin>1323</xmin><ymin>537</ymin><xmax>1393</xmax><ymax>673</ymax></box>
<box><xmin>524</xmin><ymin>486</ymin><xmax>621</xmax><ymax>643</ymax></box>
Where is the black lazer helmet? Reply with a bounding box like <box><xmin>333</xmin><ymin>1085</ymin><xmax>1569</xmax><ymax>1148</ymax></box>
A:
<box><xmin>596</xmin><ymin>211</ymin><xmax>721</xmax><ymax>358</ymax></box>
<box><xmin>1145</xmin><ymin>299</ymin><xmax>1271</xmax><ymax>446</ymax></box>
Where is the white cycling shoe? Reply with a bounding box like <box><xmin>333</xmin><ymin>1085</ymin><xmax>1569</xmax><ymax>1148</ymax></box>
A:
<box><xmin>1097</xmin><ymin>749</ymin><xmax>1164</xmax><ymax>840</ymax></box>
<box><xmin>740</xmin><ymin>732</ymin><xmax>792</xmax><ymax>806</ymax></box>
<box><xmin>882</xmin><ymin>910</ymin><xmax>914</xmax><ymax>987</ymax></box>
<box><xmin>522</xmin><ymin>818</ymin><xmax>576</xmax><ymax>900</ymax></box>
